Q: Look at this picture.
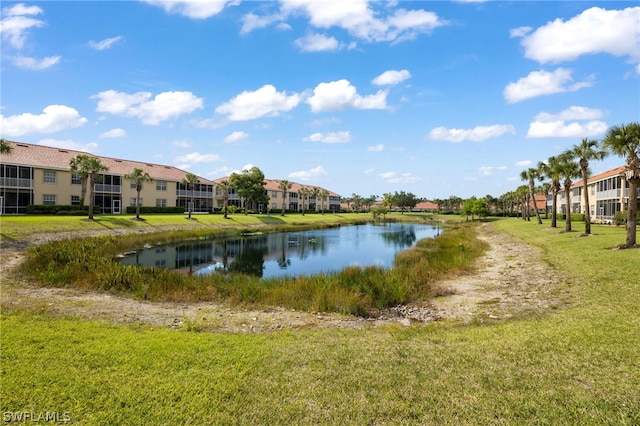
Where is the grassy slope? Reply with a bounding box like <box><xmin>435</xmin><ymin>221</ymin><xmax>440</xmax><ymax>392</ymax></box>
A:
<box><xmin>1</xmin><ymin>216</ymin><xmax>639</xmax><ymax>425</ymax></box>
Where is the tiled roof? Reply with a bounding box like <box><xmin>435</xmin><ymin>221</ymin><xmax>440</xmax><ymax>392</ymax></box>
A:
<box><xmin>571</xmin><ymin>166</ymin><xmax>625</xmax><ymax>189</ymax></box>
<box><xmin>1</xmin><ymin>140</ymin><xmax>213</xmax><ymax>183</ymax></box>
<box><xmin>213</xmin><ymin>176</ymin><xmax>341</xmax><ymax>197</ymax></box>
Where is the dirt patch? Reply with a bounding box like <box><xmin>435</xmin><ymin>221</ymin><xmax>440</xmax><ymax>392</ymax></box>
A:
<box><xmin>0</xmin><ymin>222</ymin><xmax>561</xmax><ymax>333</ymax></box>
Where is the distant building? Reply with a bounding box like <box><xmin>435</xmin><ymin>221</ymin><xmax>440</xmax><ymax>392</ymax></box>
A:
<box><xmin>0</xmin><ymin>141</ymin><xmax>341</xmax><ymax>215</ymax></box>
<box><xmin>550</xmin><ymin>166</ymin><xmax>640</xmax><ymax>223</ymax></box>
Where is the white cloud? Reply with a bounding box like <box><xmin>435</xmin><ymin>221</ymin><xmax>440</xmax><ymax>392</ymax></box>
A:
<box><xmin>224</xmin><ymin>131</ymin><xmax>249</xmax><ymax>143</ymax></box>
<box><xmin>288</xmin><ymin>165</ymin><xmax>328</xmax><ymax>181</ymax></box>
<box><xmin>93</xmin><ymin>89</ymin><xmax>203</xmax><ymax>125</ymax></box>
<box><xmin>307</xmin><ymin>79</ymin><xmax>388</xmax><ymax>112</ymax></box>
<box><xmin>377</xmin><ymin>171</ymin><xmax>422</xmax><ymax>184</ymax></box>
<box><xmin>515</xmin><ymin>160</ymin><xmax>532</xmax><ymax>167</ymax></box>
<box><xmin>174</xmin><ymin>152</ymin><xmax>221</xmax><ymax>164</ymax></box>
<box><xmin>241</xmin><ymin>12</ymin><xmax>284</xmax><ymax>34</ymax></box>
<box><xmin>100</xmin><ymin>128</ymin><xmax>126</xmax><ymax>138</ymax></box>
<box><xmin>142</xmin><ymin>0</ymin><xmax>232</xmax><ymax>19</ymax></box>
<box><xmin>527</xmin><ymin>121</ymin><xmax>608</xmax><ymax>139</ymax></box>
<box><xmin>89</xmin><ymin>36</ymin><xmax>122</xmax><ymax>50</ymax></box>
<box><xmin>527</xmin><ymin>105</ymin><xmax>608</xmax><ymax>138</ymax></box>
<box><xmin>303</xmin><ymin>131</ymin><xmax>351</xmax><ymax>143</ymax></box>
<box><xmin>7</xmin><ymin>55</ymin><xmax>60</xmax><ymax>70</ymax></box>
<box><xmin>368</xmin><ymin>144</ymin><xmax>384</xmax><ymax>152</ymax></box>
<box><xmin>294</xmin><ymin>33</ymin><xmax>341</xmax><ymax>52</ymax></box>
<box><xmin>172</xmin><ymin>139</ymin><xmax>192</xmax><ymax>148</ymax></box>
<box><xmin>504</xmin><ymin>68</ymin><xmax>592</xmax><ymax>104</ymax></box>
<box><xmin>0</xmin><ymin>105</ymin><xmax>87</xmax><ymax>136</ymax></box>
<box><xmin>427</xmin><ymin>124</ymin><xmax>515</xmax><ymax>143</ymax></box>
<box><xmin>0</xmin><ymin>3</ymin><xmax>44</xmax><ymax>49</ymax></box>
<box><xmin>372</xmin><ymin>69</ymin><xmax>411</xmax><ymax>86</ymax></box>
<box><xmin>215</xmin><ymin>84</ymin><xmax>301</xmax><ymax>121</ymax></box>
<box><xmin>515</xmin><ymin>6</ymin><xmax>640</xmax><ymax>64</ymax></box>
<box><xmin>37</xmin><ymin>138</ymin><xmax>98</xmax><ymax>153</ymax></box>
<box><xmin>279</xmin><ymin>0</ymin><xmax>446</xmax><ymax>43</ymax></box>
<box><xmin>478</xmin><ymin>166</ymin><xmax>493</xmax><ymax>176</ymax></box>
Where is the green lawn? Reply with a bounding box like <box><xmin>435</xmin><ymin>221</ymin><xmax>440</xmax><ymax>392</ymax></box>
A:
<box><xmin>1</xmin><ymin>216</ymin><xmax>639</xmax><ymax>424</ymax></box>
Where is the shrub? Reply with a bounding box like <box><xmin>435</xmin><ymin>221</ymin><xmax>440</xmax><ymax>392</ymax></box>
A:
<box><xmin>125</xmin><ymin>206</ymin><xmax>185</xmax><ymax>214</ymax></box>
<box><xmin>26</xmin><ymin>205</ymin><xmax>102</xmax><ymax>215</ymax></box>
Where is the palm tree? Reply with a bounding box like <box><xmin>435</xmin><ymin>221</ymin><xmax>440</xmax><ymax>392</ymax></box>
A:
<box><xmin>217</xmin><ymin>179</ymin><xmax>232</xmax><ymax>219</ymax></box>
<box><xmin>69</xmin><ymin>154</ymin><xmax>108</xmax><ymax>220</ymax></box>
<box><xmin>182</xmin><ymin>173</ymin><xmax>200</xmax><ymax>220</ymax></box>
<box><xmin>520</xmin><ymin>167</ymin><xmax>544</xmax><ymax>225</ymax></box>
<box><xmin>537</xmin><ymin>182</ymin><xmax>551</xmax><ymax>219</ymax></box>
<box><xmin>602</xmin><ymin>122</ymin><xmax>640</xmax><ymax>248</ymax></box>
<box><xmin>558</xmin><ymin>155</ymin><xmax>582</xmax><ymax>232</ymax></box>
<box><xmin>564</xmin><ymin>138</ymin><xmax>608</xmax><ymax>235</ymax></box>
<box><xmin>297</xmin><ymin>187</ymin><xmax>309</xmax><ymax>215</ymax></box>
<box><xmin>69</xmin><ymin>154</ymin><xmax>91</xmax><ymax>207</ymax></box>
<box><xmin>310</xmin><ymin>187</ymin><xmax>320</xmax><ymax>212</ymax></box>
<box><xmin>538</xmin><ymin>156</ymin><xmax>564</xmax><ymax>228</ymax></box>
<box><xmin>318</xmin><ymin>189</ymin><xmax>329</xmax><ymax>214</ymax></box>
<box><xmin>278</xmin><ymin>180</ymin><xmax>292</xmax><ymax>216</ymax></box>
<box><xmin>0</xmin><ymin>138</ymin><xmax>13</xmax><ymax>155</ymax></box>
<box><xmin>124</xmin><ymin>168</ymin><xmax>152</xmax><ymax>220</ymax></box>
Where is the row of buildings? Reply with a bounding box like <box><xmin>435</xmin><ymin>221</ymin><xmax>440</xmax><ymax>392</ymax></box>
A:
<box><xmin>0</xmin><ymin>141</ymin><xmax>342</xmax><ymax>215</ymax></box>
<box><xmin>521</xmin><ymin>166</ymin><xmax>639</xmax><ymax>224</ymax></box>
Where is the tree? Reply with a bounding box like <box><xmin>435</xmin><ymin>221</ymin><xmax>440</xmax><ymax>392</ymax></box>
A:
<box><xmin>0</xmin><ymin>138</ymin><xmax>13</xmax><ymax>155</ymax></box>
<box><xmin>520</xmin><ymin>167</ymin><xmax>544</xmax><ymax>225</ymax></box>
<box><xmin>564</xmin><ymin>138</ymin><xmax>608</xmax><ymax>235</ymax></box>
<box><xmin>394</xmin><ymin>191</ymin><xmax>418</xmax><ymax>213</ymax></box>
<box><xmin>602</xmin><ymin>122</ymin><xmax>640</xmax><ymax>248</ymax></box>
<box><xmin>278</xmin><ymin>180</ymin><xmax>292</xmax><ymax>216</ymax></box>
<box><xmin>217</xmin><ymin>179</ymin><xmax>232</xmax><ymax>219</ymax></box>
<box><xmin>229</xmin><ymin>167</ymin><xmax>267</xmax><ymax>214</ymax></box>
<box><xmin>297</xmin><ymin>187</ymin><xmax>310</xmax><ymax>215</ymax></box>
<box><xmin>318</xmin><ymin>189</ymin><xmax>329</xmax><ymax>214</ymax></box>
<box><xmin>558</xmin><ymin>155</ymin><xmax>582</xmax><ymax>232</ymax></box>
<box><xmin>538</xmin><ymin>156</ymin><xmax>564</xmax><ymax>228</ymax></box>
<box><xmin>69</xmin><ymin>154</ymin><xmax>107</xmax><ymax>220</ymax></box>
<box><xmin>311</xmin><ymin>187</ymin><xmax>320</xmax><ymax>212</ymax></box>
<box><xmin>182</xmin><ymin>173</ymin><xmax>200</xmax><ymax>219</ymax></box>
<box><xmin>537</xmin><ymin>182</ymin><xmax>551</xmax><ymax>219</ymax></box>
<box><xmin>124</xmin><ymin>168</ymin><xmax>152</xmax><ymax>220</ymax></box>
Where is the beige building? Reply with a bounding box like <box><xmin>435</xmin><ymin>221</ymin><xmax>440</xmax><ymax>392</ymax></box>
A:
<box><xmin>552</xmin><ymin>166</ymin><xmax>640</xmax><ymax>223</ymax></box>
<box><xmin>0</xmin><ymin>141</ymin><xmax>341</xmax><ymax>215</ymax></box>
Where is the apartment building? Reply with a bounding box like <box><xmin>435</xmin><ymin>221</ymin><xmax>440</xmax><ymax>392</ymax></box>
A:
<box><xmin>212</xmin><ymin>177</ymin><xmax>341</xmax><ymax>213</ymax></box>
<box><xmin>552</xmin><ymin>166</ymin><xmax>640</xmax><ymax>223</ymax></box>
<box><xmin>0</xmin><ymin>141</ymin><xmax>341</xmax><ymax>215</ymax></box>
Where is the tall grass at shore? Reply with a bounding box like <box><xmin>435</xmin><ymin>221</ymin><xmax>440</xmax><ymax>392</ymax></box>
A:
<box><xmin>19</xmin><ymin>222</ymin><xmax>485</xmax><ymax>316</ymax></box>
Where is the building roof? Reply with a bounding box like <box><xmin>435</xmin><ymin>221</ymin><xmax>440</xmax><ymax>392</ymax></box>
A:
<box><xmin>213</xmin><ymin>176</ymin><xmax>341</xmax><ymax>198</ymax></box>
<box><xmin>571</xmin><ymin>166</ymin><xmax>625</xmax><ymax>189</ymax></box>
<box><xmin>1</xmin><ymin>140</ymin><xmax>214</xmax><ymax>184</ymax></box>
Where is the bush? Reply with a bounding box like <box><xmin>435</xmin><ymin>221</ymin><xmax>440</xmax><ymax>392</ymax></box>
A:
<box><xmin>26</xmin><ymin>205</ymin><xmax>102</xmax><ymax>215</ymax></box>
<box><xmin>125</xmin><ymin>206</ymin><xmax>185</xmax><ymax>214</ymax></box>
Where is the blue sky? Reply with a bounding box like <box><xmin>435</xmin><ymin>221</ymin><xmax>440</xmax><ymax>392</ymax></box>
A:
<box><xmin>1</xmin><ymin>1</ymin><xmax>639</xmax><ymax>199</ymax></box>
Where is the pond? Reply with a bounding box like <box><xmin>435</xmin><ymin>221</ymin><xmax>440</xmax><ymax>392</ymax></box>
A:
<box><xmin>119</xmin><ymin>222</ymin><xmax>442</xmax><ymax>279</ymax></box>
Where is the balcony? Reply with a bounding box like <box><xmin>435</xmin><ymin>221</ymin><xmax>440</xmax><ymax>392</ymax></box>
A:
<box><xmin>0</xmin><ymin>177</ymin><xmax>33</xmax><ymax>188</ymax></box>
<box><xmin>177</xmin><ymin>189</ymin><xmax>213</xmax><ymax>198</ymax></box>
<box><xmin>94</xmin><ymin>184</ymin><xmax>121</xmax><ymax>193</ymax></box>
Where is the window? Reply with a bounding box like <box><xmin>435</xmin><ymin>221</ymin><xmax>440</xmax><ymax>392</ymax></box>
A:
<box><xmin>156</xmin><ymin>199</ymin><xmax>167</xmax><ymax>208</ymax></box>
<box><xmin>43</xmin><ymin>170</ymin><xmax>56</xmax><ymax>184</ymax></box>
<box><xmin>130</xmin><ymin>198</ymin><xmax>142</xmax><ymax>207</ymax></box>
<box><xmin>130</xmin><ymin>180</ymin><xmax>137</xmax><ymax>189</ymax></box>
<box><xmin>71</xmin><ymin>174</ymin><xmax>81</xmax><ymax>185</ymax></box>
<box><xmin>71</xmin><ymin>195</ymin><xmax>80</xmax><ymax>205</ymax></box>
<box><xmin>156</xmin><ymin>180</ymin><xmax>167</xmax><ymax>191</ymax></box>
<box><xmin>43</xmin><ymin>194</ymin><xmax>56</xmax><ymax>205</ymax></box>
<box><xmin>271</xmin><ymin>191</ymin><xmax>278</xmax><ymax>198</ymax></box>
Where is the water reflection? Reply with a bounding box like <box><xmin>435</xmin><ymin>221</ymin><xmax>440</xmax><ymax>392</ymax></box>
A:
<box><xmin>120</xmin><ymin>223</ymin><xmax>438</xmax><ymax>279</ymax></box>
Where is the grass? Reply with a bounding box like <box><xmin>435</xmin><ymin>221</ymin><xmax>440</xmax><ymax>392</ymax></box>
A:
<box><xmin>2</xmin><ymin>216</ymin><xmax>639</xmax><ymax>424</ymax></box>
<box><xmin>16</xmin><ymin>216</ymin><xmax>485</xmax><ymax>316</ymax></box>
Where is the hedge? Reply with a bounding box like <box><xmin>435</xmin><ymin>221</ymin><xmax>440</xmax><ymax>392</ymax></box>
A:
<box><xmin>125</xmin><ymin>206</ymin><xmax>185</xmax><ymax>214</ymax></box>
<box><xmin>26</xmin><ymin>205</ymin><xmax>102</xmax><ymax>215</ymax></box>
